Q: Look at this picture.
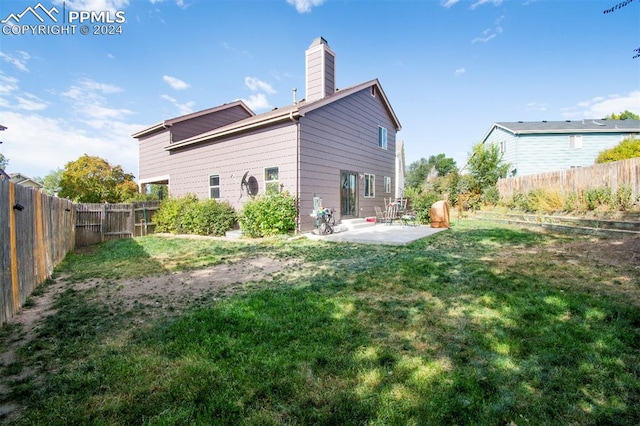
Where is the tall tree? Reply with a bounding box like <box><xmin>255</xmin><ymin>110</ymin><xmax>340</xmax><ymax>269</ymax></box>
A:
<box><xmin>34</xmin><ymin>168</ymin><xmax>64</xmax><ymax>195</ymax></box>
<box><xmin>466</xmin><ymin>142</ymin><xmax>510</xmax><ymax>193</ymax></box>
<box><xmin>604</xmin><ymin>110</ymin><xmax>640</xmax><ymax>120</ymax></box>
<box><xmin>58</xmin><ymin>154</ymin><xmax>138</xmax><ymax>203</ymax></box>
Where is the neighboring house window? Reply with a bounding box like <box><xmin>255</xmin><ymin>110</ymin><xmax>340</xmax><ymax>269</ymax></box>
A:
<box><xmin>209</xmin><ymin>174</ymin><xmax>220</xmax><ymax>199</ymax></box>
<box><xmin>569</xmin><ymin>135</ymin><xmax>583</xmax><ymax>149</ymax></box>
<box><xmin>265</xmin><ymin>167</ymin><xmax>279</xmax><ymax>195</ymax></box>
<box><xmin>378</xmin><ymin>126</ymin><xmax>388</xmax><ymax>149</ymax></box>
<box><xmin>364</xmin><ymin>174</ymin><xmax>375</xmax><ymax>198</ymax></box>
<box><xmin>384</xmin><ymin>176</ymin><xmax>391</xmax><ymax>193</ymax></box>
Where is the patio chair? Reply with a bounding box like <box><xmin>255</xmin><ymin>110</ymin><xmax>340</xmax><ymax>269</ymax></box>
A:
<box><xmin>384</xmin><ymin>203</ymin><xmax>398</xmax><ymax>225</ymax></box>
<box><xmin>374</xmin><ymin>206</ymin><xmax>386</xmax><ymax>223</ymax></box>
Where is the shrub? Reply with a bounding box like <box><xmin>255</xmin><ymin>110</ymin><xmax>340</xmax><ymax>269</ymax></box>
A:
<box><xmin>409</xmin><ymin>192</ymin><xmax>440</xmax><ymax>224</ymax></box>
<box><xmin>595</xmin><ymin>137</ymin><xmax>640</xmax><ymax>163</ymax></box>
<box><xmin>615</xmin><ymin>185</ymin><xmax>634</xmax><ymax>211</ymax></box>
<box><xmin>239</xmin><ymin>192</ymin><xmax>298</xmax><ymax>238</ymax></box>
<box><xmin>583</xmin><ymin>187</ymin><xmax>613</xmax><ymax>211</ymax></box>
<box><xmin>154</xmin><ymin>195</ymin><xmax>199</xmax><ymax>234</ymax></box>
<box><xmin>154</xmin><ymin>195</ymin><xmax>237</xmax><ymax>236</ymax></box>
<box><xmin>481</xmin><ymin>186</ymin><xmax>500</xmax><ymax>206</ymax></box>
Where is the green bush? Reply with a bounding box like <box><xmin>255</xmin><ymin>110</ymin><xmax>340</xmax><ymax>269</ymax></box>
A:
<box><xmin>409</xmin><ymin>192</ymin><xmax>440</xmax><ymax>224</ymax></box>
<box><xmin>595</xmin><ymin>137</ymin><xmax>640</xmax><ymax>163</ymax></box>
<box><xmin>583</xmin><ymin>187</ymin><xmax>613</xmax><ymax>211</ymax></box>
<box><xmin>239</xmin><ymin>192</ymin><xmax>298</xmax><ymax>238</ymax></box>
<box><xmin>615</xmin><ymin>185</ymin><xmax>633</xmax><ymax>211</ymax></box>
<box><xmin>154</xmin><ymin>195</ymin><xmax>237</xmax><ymax>236</ymax></box>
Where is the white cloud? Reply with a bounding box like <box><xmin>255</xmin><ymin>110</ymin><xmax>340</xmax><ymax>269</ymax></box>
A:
<box><xmin>244</xmin><ymin>77</ymin><xmax>276</xmax><ymax>95</ymax></box>
<box><xmin>16</xmin><ymin>93</ymin><xmax>48</xmax><ymax>111</ymax></box>
<box><xmin>526</xmin><ymin>101</ymin><xmax>547</xmax><ymax>112</ymax></box>
<box><xmin>561</xmin><ymin>91</ymin><xmax>640</xmax><ymax>119</ymax></box>
<box><xmin>162</xmin><ymin>75</ymin><xmax>190</xmax><ymax>90</ymax></box>
<box><xmin>472</xmin><ymin>22</ymin><xmax>503</xmax><ymax>43</ymax></box>
<box><xmin>107</xmin><ymin>53</ymin><xmax>115</xmax><ymax>59</ymax></box>
<box><xmin>0</xmin><ymin>51</ymin><xmax>30</xmax><ymax>72</ymax></box>
<box><xmin>470</xmin><ymin>0</ymin><xmax>503</xmax><ymax>10</ymax></box>
<box><xmin>286</xmin><ymin>0</ymin><xmax>325</xmax><ymax>13</ymax></box>
<box><xmin>0</xmin><ymin>111</ymin><xmax>140</xmax><ymax>178</ymax></box>
<box><xmin>61</xmin><ymin>78</ymin><xmax>132</xmax><ymax>127</ymax></box>
<box><xmin>160</xmin><ymin>94</ymin><xmax>194</xmax><ymax>115</ymax></box>
<box><xmin>441</xmin><ymin>0</ymin><xmax>460</xmax><ymax>8</ymax></box>
<box><xmin>53</xmin><ymin>0</ymin><xmax>130</xmax><ymax>14</ymax></box>
<box><xmin>239</xmin><ymin>93</ymin><xmax>271</xmax><ymax>111</ymax></box>
<box><xmin>0</xmin><ymin>74</ymin><xmax>19</xmax><ymax>94</ymax></box>
<box><xmin>454</xmin><ymin>68</ymin><xmax>466</xmax><ymax>76</ymax></box>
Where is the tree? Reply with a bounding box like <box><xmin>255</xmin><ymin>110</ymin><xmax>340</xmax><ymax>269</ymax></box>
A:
<box><xmin>405</xmin><ymin>154</ymin><xmax>457</xmax><ymax>192</ymax></box>
<box><xmin>430</xmin><ymin>153</ymin><xmax>457</xmax><ymax>176</ymax></box>
<box><xmin>604</xmin><ymin>110</ymin><xmax>640</xmax><ymax>120</ymax></box>
<box><xmin>596</xmin><ymin>137</ymin><xmax>640</xmax><ymax>163</ymax></box>
<box><xmin>466</xmin><ymin>142</ymin><xmax>510</xmax><ymax>194</ymax></box>
<box><xmin>58</xmin><ymin>154</ymin><xmax>138</xmax><ymax>203</ymax></box>
<box><xmin>34</xmin><ymin>168</ymin><xmax>63</xmax><ymax>195</ymax></box>
<box><xmin>0</xmin><ymin>152</ymin><xmax>8</xmax><ymax>170</ymax></box>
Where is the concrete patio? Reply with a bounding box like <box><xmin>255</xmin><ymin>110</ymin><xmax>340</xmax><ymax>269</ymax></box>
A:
<box><xmin>305</xmin><ymin>222</ymin><xmax>448</xmax><ymax>245</ymax></box>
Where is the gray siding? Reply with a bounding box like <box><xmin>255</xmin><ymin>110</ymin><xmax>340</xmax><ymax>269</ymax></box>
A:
<box><xmin>166</xmin><ymin>122</ymin><xmax>298</xmax><ymax>212</ymax></box>
<box><xmin>298</xmin><ymin>87</ymin><xmax>396</xmax><ymax>230</ymax></box>
<box><xmin>171</xmin><ymin>105</ymin><xmax>252</xmax><ymax>143</ymax></box>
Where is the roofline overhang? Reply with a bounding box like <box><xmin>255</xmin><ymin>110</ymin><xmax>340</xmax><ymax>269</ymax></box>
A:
<box><xmin>132</xmin><ymin>100</ymin><xmax>255</xmax><ymax>139</ymax></box>
<box><xmin>165</xmin><ymin>110</ymin><xmax>301</xmax><ymax>151</ymax></box>
<box><xmin>481</xmin><ymin>122</ymin><xmax>639</xmax><ymax>144</ymax></box>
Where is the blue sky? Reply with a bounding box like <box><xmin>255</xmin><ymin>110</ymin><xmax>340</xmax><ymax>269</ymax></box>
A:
<box><xmin>0</xmin><ymin>0</ymin><xmax>638</xmax><ymax>179</ymax></box>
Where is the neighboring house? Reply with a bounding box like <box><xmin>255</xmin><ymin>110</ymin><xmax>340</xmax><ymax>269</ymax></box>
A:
<box><xmin>481</xmin><ymin>119</ymin><xmax>640</xmax><ymax>177</ymax></box>
<box><xmin>133</xmin><ymin>37</ymin><xmax>402</xmax><ymax>231</ymax></box>
<box><xmin>9</xmin><ymin>173</ymin><xmax>44</xmax><ymax>189</ymax></box>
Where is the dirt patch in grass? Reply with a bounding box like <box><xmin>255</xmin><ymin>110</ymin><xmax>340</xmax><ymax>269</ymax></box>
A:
<box><xmin>495</xmin><ymin>235</ymin><xmax>640</xmax><ymax>305</ymax></box>
<box><xmin>0</xmin><ymin>254</ymin><xmax>298</xmax><ymax>422</ymax></box>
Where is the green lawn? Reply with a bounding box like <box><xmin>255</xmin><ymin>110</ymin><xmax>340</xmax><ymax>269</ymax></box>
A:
<box><xmin>1</xmin><ymin>220</ymin><xmax>638</xmax><ymax>425</ymax></box>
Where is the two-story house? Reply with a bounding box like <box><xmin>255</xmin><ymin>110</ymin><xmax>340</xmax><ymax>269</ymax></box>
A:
<box><xmin>133</xmin><ymin>37</ymin><xmax>402</xmax><ymax>231</ymax></box>
<box><xmin>481</xmin><ymin>119</ymin><xmax>640</xmax><ymax>176</ymax></box>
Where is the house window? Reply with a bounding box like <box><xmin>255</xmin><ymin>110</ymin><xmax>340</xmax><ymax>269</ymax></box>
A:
<box><xmin>500</xmin><ymin>141</ymin><xmax>506</xmax><ymax>154</ymax></box>
<box><xmin>264</xmin><ymin>167</ymin><xmax>279</xmax><ymax>195</ymax></box>
<box><xmin>364</xmin><ymin>174</ymin><xmax>375</xmax><ymax>198</ymax></box>
<box><xmin>569</xmin><ymin>135</ymin><xmax>583</xmax><ymax>149</ymax></box>
<box><xmin>209</xmin><ymin>174</ymin><xmax>220</xmax><ymax>199</ymax></box>
<box><xmin>384</xmin><ymin>176</ymin><xmax>391</xmax><ymax>194</ymax></box>
<box><xmin>378</xmin><ymin>126</ymin><xmax>387</xmax><ymax>150</ymax></box>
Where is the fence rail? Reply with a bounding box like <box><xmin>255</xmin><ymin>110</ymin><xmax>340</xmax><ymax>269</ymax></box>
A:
<box><xmin>75</xmin><ymin>201</ymin><xmax>160</xmax><ymax>247</ymax></box>
<box><xmin>1</xmin><ymin>179</ymin><xmax>75</xmax><ymax>326</ymax></box>
<box><xmin>497</xmin><ymin>157</ymin><xmax>640</xmax><ymax>200</ymax></box>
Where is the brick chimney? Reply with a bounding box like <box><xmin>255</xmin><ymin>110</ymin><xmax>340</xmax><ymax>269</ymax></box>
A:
<box><xmin>305</xmin><ymin>37</ymin><xmax>336</xmax><ymax>103</ymax></box>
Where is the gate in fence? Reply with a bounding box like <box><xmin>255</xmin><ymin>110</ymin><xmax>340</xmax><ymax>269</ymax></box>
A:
<box><xmin>75</xmin><ymin>202</ymin><xmax>160</xmax><ymax>247</ymax></box>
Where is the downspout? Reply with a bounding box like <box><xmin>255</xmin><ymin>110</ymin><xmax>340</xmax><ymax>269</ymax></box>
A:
<box><xmin>290</xmin><ymin>110</ymin><xmax>301</xmax><ymax>234</ymax></box>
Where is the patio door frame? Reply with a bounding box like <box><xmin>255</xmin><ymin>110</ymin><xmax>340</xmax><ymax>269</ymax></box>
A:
<box><xmin>340</xmin><ymin>170</ymin><xmax>358</xmax><ymax>217</ymax></box>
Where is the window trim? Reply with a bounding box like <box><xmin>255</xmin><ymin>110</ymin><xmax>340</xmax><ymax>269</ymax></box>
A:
<box><xmin>384</xmin><ymin>176</ymin><xmax>391</xmax><ymax>194</ymax></box>
<box><xmin>569</xmin><ymin>135</ymin><xmax>583</xmax><ymax>149</ymax></box>
<box><xmin>208</xmin><ymin>174</ymin><xmax>220</xmax><ymax>199</ymax></box>
<box><xmin>378</xmin><ymin>126</ymin><xmax>388</xmax><ymax>150</ymax></box>
<box><xmin>364</xmin><ymin>173</ymin><xmax>375</xmax><ymax>198</ymax></box>
<box><xmin>264</xmin><ymin>166</ymin><xmax>279</xmax><ymax>195</ymax></box>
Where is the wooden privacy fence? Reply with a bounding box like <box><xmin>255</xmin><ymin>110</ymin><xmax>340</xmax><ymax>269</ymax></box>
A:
<box><xmin>497</xmin><ymin>157</ymin><xmax>640</xmax><ymax>200</ymax></box>
<box><xmin>75</xmin><ymin>201</ymin><xmax>160</xmax><ymax>247</ymax></box>
<box><xmin>1</xmin><ymin>179</ymin><xmax>75</xmax><ymax>326</ymax></box>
